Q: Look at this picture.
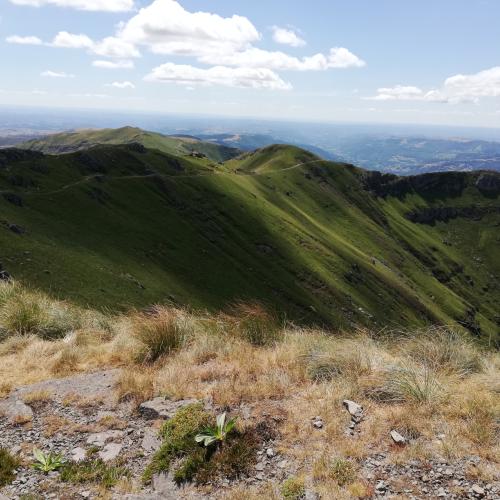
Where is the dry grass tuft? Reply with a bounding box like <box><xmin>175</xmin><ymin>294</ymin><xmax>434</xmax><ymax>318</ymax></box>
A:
<box><xmin>223</xmin><ymin>301</ymin><xmax>283</xmax><ymax>346</ymax></box>
<box><xmin>131</xmin><ymin>306</ymin><xmax>194</xmax><ymax>363</ymax></box>
<box><xmin>396</xmin><ymin>326</ymin><xmax>484</xmax><ymax>375</ymax></box>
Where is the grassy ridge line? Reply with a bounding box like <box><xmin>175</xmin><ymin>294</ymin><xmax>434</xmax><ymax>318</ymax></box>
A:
<box><xmin>19</xmin><ymin>127</ymin><xmax>241</xmax><ymax>163</ymax></box>
<box><xmin>0</xmin><ymin>142</ymin><xmax>498</xmax><ymax>341</ymax></box>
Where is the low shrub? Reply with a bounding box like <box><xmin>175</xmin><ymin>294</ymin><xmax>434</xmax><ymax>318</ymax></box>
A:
<box><xmin>132</xmin><ymin>306</ymin><xmax>193</xmax><ymax>363</ymax></box>
<box><xmin>0</xmin><ymin>448</ymin><xmax>18</xmax><ymax>486</ymax></box>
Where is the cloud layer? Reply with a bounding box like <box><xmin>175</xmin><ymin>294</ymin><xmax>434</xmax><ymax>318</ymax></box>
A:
<box><xmin>7</xmin><ymin>0</ymin><xmax>365</xmax><ymax>91</ymax></box>
<box><xmin>369</xmin><ymin>67</ymin><xmax>500</xmax><ymax>104</ymax></box>
<box><xmin>9</xmin><ymin>0</ymin><xmax>133</xmax><ymax>12</ymax></box>
<box><xmin>145</xmin><ymin>63</ymin><xmax>292</xmax><ymax>90</ymax></box>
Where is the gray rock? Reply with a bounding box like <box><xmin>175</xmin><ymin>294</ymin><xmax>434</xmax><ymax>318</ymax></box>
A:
<box><xmin>98</xmin><ymin>442</ymin><xmax>123</xmax><ymax>462</ymax></box>
<box><xmin>390</xmin><ymin>430</ymin><xmax>406</xmax><ymax>445</ymax></box>
<box><xmin>471</xmin><ymin>484</ymin><xmax>485</xmax><ymax>496</ymax></box>
<box><xmin>86</xmin><ymin>430</ymin><xmax>124</xmax><ymax>447</ymax></box>
<box><xmin>255</xmin><ymin>462</ymin><xmax>265</xmax><ymax>472</ymax></box>
<box><xmin>266</xmin><ymin>447</ymin><xmax>275</xmax><ymax>458</ymax></box>
<box><xmin>313</xmin><ymin>419</ymin><xmax>323</xmax><ymax>429</ymax></box>
<box><xmin>139</xmin><ymin>397</ymin><xmax>198</xmax><ymax>420</ymax></box>
<box><xmin>71</xmin><ymin>447</ymin><xmax>87</xmax><ymax>462</ymax></box>
<box><xmin>437</xmin><ymin>487</ymin><xmax>447</xmax><ymax>497</ymax></box>
<box><xmin>0</xmin><ymin>400</ymin><xmax>33</xmax><ymax>423</ymax></box>
<box><xmin>342</xmin><ymin>400</ymin><xmax>363</xmax><ymax>423</ymax></box>
<box><xmin>141</xmin><ymin>428</ymin><xmax>161</xmax><ymax>453</ymax></box>
<box><xmin>152</xmin><ymin>472</ymin><xmax>178</xmax><ymax>498</ymax></box>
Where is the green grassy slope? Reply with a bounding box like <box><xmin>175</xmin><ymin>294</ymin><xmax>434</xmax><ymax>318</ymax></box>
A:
<box><xmin>0</xmin><ymin>143</ymin><xmax>498</xmax><ymax>344</ymax></box>
<box><xmin>20</xmin><ymin>126</ymin><xmax>240</xmax><ymax>163</ymax></box>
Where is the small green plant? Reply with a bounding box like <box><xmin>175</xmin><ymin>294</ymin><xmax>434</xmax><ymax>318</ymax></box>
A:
<box><xmin>281</xmin><ymin>476</ymin><xmax>306</xmax><ymax>499</ymax></box>
<box><xmin>0</xmin><ymin>447</ymin><xmax>19</xmax><ymax>486</ymax></box>
<box><xmin>195</xmin><ymin>412</ymin><xmax>238</xmax><ymax>447</ymax></box>
<box><xmin>32</xmin><ymin>448</ymin><xmax>65</xmax><ymax>473</ymax></box>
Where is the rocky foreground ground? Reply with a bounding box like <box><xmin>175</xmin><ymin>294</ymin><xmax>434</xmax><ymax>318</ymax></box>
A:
<box><xmin>0</xmin><ymin>370</ymin><xmax>497</xmax><ymax>499</ymax></box>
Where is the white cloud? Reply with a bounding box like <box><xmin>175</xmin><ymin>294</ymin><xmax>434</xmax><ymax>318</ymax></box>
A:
<box><xmin>272</xmin><ymin>26</ymin><xmax>305</xmax><ymax>47</ymax></box>
<box><xmin>8</xmin><ymin>0</ymin><xmax>133</xmax><ymax>12</ymax></box>
<box><xmin>145</xmin><ymin>63</ymin><xmax>292</xmax><ymax>90</ymax></box>
<box><xmin>369</xmin><ymin>85</ymin><xmax>426</xmax><ymax>101</ymax></box>
<box><xmin>368</xmin><ymin>67</ymin><xmax>500</xmax><ymax>104</ymax></box>
<box><xmin>51</xmin><ymin>31</ymin><xmax>93</xmax><ymax>49</ymax></box>
<box><xmin>92</xmin><ymin>59</ymin><xmax>134</xmax><ymax>69</ymax></box>
<box><xmin>92</xmin><ymin>36</ymin><xmax>140</xmax><ymax>58</ymax></box>
<box><xmin>51</xmin><ymin>31</ymin><xmax>139</xmax><ymax>59</ymax></box>
<box><xmin>119</xmin><ymin>0</ymin><xmax>260</xmax><ymax>58</ymax></box>
<box><xmin>41</xmin><ymin>70</ymin><xmax>75</xmax><ymax>78</ymax></box>
<box><xmin>6</xmin><ymin>35</ymin><xmax>43</xmax><ymax>45</ymax></box>
<box><xmin>444</xmin><ymin>66</ymin><xmax>500</xmax><ymax>100</ymax></box>
<box><xmin>200</xmin><ymin>46</ymin><xmax>365</xmax><ymax>71</ymax></box>
<box><xmin>105</xmin><ymin>81</ymin><xmax>135</xmax><ymax>89</ymax></box>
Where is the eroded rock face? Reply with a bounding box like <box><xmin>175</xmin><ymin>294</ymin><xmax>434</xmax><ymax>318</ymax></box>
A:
<box><xmin>475</xmin><ymin>173</ymin><xmax>500</xmax><ymax>193</ymax></box>
<box><xmin>406</xmin><ymin>206</ymin><xmax>500</xmax><ymax>225</ymax></box>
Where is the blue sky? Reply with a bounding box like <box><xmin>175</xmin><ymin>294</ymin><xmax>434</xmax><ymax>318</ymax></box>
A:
<box><xmin>1</xmin><ymin>0</ymin><xmax>499</xmax><ymax>127</ymax></box>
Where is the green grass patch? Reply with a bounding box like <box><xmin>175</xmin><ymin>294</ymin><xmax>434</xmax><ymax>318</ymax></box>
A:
<box><xmin>60</xmin><ymin>458</ymin><xmax>130</xmax><ymax>488</ymax></box>
<box><xmin>0</xmin><ymin>448</ymin><xmax>18</xmax><ymax>487</ymax></box>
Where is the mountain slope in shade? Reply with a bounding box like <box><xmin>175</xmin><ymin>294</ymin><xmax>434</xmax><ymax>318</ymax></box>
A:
<box><xmin>0</xmin><ymin>138</ymin><xmax>498</xmax><ymax>344</ymax></box>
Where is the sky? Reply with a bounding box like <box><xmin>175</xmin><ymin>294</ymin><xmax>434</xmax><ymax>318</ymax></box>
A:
<box><xmin>1</xmin><ymin>0</ymin><xmax>500</xmax><ymax>127</ymax></box>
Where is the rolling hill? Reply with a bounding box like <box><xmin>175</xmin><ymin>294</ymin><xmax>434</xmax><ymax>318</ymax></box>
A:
<box><xmin>20</xmin><ymin>126</ymin><xmax>241</xmax><ymax>163</ymax></box>
<box><xmin>1</xmin><ymin>134</ymin><xmax>499</xmax><ymax>344</ymax></box>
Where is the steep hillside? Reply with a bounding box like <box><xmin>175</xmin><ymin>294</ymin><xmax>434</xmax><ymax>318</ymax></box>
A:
<box><xmin>20</xmin><ymin>126</ymin><xmax>240</xmax><ymax>163</ymax></box>
<box><xmin>0</xmin><ymin>141</ymin><xmax>498</xmax><ymax>343</ymax></box>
